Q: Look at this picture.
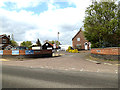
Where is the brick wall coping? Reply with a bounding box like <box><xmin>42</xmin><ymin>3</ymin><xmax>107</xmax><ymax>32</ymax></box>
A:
<box><xmin>91</xmin><ymin>47</ymin><xmax>120</xmax><ymax>49</ymax></box>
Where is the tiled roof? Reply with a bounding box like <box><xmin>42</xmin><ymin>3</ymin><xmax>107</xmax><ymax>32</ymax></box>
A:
<box><xmin>72</xmin><ymin>29</ymin><xmax>81</xmax><ymax>40</ymax></box>
<box><xmin>0</xmin><ymin>34</ymin><xmax>10</xmax><ymax>39</ymax></box>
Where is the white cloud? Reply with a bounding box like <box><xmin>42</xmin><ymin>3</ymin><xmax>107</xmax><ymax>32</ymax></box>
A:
<box><xmin>0</xmin><ymin>0</ymin><xmax>92</xmax><ymax>45</ymax></box>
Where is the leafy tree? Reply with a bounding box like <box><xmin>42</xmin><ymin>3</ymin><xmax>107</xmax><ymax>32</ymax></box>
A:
<box><xmin>84</xmin><ymin>1</ymin><xmax>120</xmax><ymax>48</ymax></box>
<box><xmin>20</xmin><ymin>41</ymin><xmax>32</xmax><ymax>48</ymax></box>
<box><xmin>36</xmin><ymin>39</ymin><xmax>41</xmax><ymax>46</ymax></box>
<box><xmin>10</xmin><ymin>34</ymin><xmax>18</xmax><ymax>47</ymax></box>
<box><xmin>117</xmin><ymin>1</ymin><xmax>120</xmax><ymax>46</ymax></box>
<box><xmin>10</xmin><ymin>40</ymin><xmax>18</xmax><ymax>47</ymax></box>
<box><xmin>49</xmin><ymin>40</ymin><xmax>61</xmax><ymax>46</ymax></box>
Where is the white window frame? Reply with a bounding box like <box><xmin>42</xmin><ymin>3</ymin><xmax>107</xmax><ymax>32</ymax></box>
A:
<box><xmin>77</xmin><ymin>38</ymin><xmax>80</xmax><ymax>41</ymax></box>
<box><xmin>2</xmin><ymin>39</ymin><xmax>7</xmax><ymax>43</ymax></box>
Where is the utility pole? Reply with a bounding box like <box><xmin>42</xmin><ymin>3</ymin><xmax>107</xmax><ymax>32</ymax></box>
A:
<box><xmin>58</xmin><ymin>32</ymin><xmax>60</xmax><ymax>55</ymax></box>
<box><xmin>58</xmin><ymin>32</ymin><xmax>60</xmax><ymax>48</ymax></box>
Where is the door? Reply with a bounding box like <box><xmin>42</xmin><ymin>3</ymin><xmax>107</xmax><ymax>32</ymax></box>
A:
<box><xmin>84</xmin><ymin>42</ymin><xmax>88</xmax><ymax>50</ymax></box>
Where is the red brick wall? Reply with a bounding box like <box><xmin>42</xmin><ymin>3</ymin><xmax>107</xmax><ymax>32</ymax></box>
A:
<box><xmin>0</xmin><ymin>38</ymin><xmax>2</xmax><ymax>44</ymax></box>
<box><xmin>19</xmin><ymin>50</ymin><xmax>25</xmax><ymax>55</ymax></box>
<box><xmin>91</xmin><ymin>47</ymin><xmax>120</xmax><ymax>55</ymax></box>
<box><xmin>2</xmin><ymin>50</ymin><xmax>52</xmax><ymax>55</ymax></box>
<box><xmin>34</xmin><ymin>50</ymin><xmax>52</xmax><ymax>54</ymax></box>
<box><xmin>72</xmin><ymin>31</ymin><xmax>89</xmax><ymax>49</ymax></box>
<box><xmin>3</xmin><ymin>50</ymin><xmax>12</xmax><ymax>55</ymax></box>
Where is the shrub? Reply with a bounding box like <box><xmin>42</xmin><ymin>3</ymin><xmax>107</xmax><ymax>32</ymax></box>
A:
<box><xmin>66</xmin><ymin>46</ymin><xmax>79</xmax><ymax>53</ymax></box>
<box><xmin>74</xmin><ymin>49</ymin><xmax>78</xmax><ymax>53</ymax></box>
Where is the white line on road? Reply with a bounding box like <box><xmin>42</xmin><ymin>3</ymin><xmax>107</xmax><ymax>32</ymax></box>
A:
<box><xmin>71</xmin><ymin>68</ymin><xmax>75</xmax><ymax>70</ymax></box>
<box><xmin>80</xmin><ymin>68</ymin><xmax>84</xmax><ymax>71</ymax></box>
<box><xmin>104</xmin><ymin>63</ymin><xmax>112</xmax><ymax>65</ymax></box>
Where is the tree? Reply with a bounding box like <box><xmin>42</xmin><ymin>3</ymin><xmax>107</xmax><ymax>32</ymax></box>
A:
<box><xmin>36</xmin><ymin>39</ymin><xmax>41</xmax><ymax>46</ymax></box>
<box><xmin>20</xmin><ymin>41</ymin><xmax>32</xmax><ymax>48</ymax></box>
<box><xmin>10</xmin><ymin>40</ymin><xmax>18</xmax><ymax>47</ymax></box>
<box><xmin>84</xmin><ymin>1</ymin><xmax>119</xmax><ymax>48</ymax></box>
<box><xmin>49</xmin><ymin>40</ymin><xmax>61</xmax><ymax>46</ymax></box>
<box><xmin>117</xmin><ymin>1</ymin><xmax>120</xmax><ymax>46</ymax></box>
<box><xmin>10</xmin><ymin>34</ymin><xmax>18</xmax><ymax>47</ymax></box>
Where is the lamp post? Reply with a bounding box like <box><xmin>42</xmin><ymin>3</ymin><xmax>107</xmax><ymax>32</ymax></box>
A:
<box><xmin>58</xmin><ymin>32</ymin><xmax>60</xmax><ymax>55</ymax></box>
<box><xmin>58</xmin><ymin>32</ymin><xmax>60</xmax><ymax>47</ymax></box>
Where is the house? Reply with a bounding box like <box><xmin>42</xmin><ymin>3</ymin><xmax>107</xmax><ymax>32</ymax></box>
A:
<box><xmin>42</xmin><ymin>42</ymin><xmax>54</xmax><ymax>50</ymax></box>
<box><xmin>72</xmin><ymin>29</ymin><xmax>91</xmax><ymax>50</ymax></box>
<box><xmin>31</xmin><ymin>44</ymin><xmax>42</xmax><ymax>50</ymax></box>
<box><xmin>0</xmin><ymin>34</ymin><xmax>11</xmax><ymax>50</ymax></box>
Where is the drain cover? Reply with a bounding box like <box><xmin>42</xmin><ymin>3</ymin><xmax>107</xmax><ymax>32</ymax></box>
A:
<box><xmin>96</xmin><ymin>62</ymin><xmax>101</xmax><ymax>64</ymax></box>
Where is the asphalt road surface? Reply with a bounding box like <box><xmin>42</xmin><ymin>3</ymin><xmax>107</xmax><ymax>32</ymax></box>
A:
<box><xmin>2</xmin><ymin>65</ymin><xmax>118</xmax><ymax>88</ymax></box>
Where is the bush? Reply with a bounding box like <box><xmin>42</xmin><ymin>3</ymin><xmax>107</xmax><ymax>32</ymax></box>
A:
<box><xmin>68</xmin><ymin>49</ymin><xmax>78</xmax><ymax>53</ymax></box>
<box><xmin>66</xmin><ymin>46</ymin><xmax>79</xmax><ymax>53</ymax></box>
<box><xmin>69</xmin><ymin>50</ymin><xmax>72</xmax><ymax>53</ymax></box>
<box><xmin>74</xmin><ymin>49</ymin><xmax>78</xmax><ymax>53</ymax></box>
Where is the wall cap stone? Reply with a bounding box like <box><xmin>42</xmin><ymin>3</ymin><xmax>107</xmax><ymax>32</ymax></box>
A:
<box><xmin>91</xmin><ymin>47</ymin><xmax>120</xmax><ymax>49</ymax></box>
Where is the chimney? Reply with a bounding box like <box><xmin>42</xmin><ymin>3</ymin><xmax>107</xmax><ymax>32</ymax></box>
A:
<box><xmin>8</xmin><ymin>35</ymin><xmax>10</xmax><ymax>38</ymax></box>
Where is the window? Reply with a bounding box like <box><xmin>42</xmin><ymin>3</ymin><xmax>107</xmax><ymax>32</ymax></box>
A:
<box><xmin>2</xmin><ymin>39</ymin><xmax>6</xmax><ymax>43</ymax></box>
<box><xmin>76</xmin><ymin>44</ymin><xmax>80</xmax><ymax>47</ymax></box>
<box><xmin>46</xmin><ymin>44</ymin><xmax>48</xmax><ymax>46</ymax></box>
<box><xmin>77</xmin><ymin>38</ymin><xmax>80</xmax><ymax>41</ymax></box>
<box><xmin>76</xmin><ymin>44</ymin><xmax>81</xmax><ymax>49</ymax></box>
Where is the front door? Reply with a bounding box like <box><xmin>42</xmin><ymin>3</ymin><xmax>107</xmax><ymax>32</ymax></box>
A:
<box><xmin>84</xmin><ymin>42</ymin><xmax>88</xmax><ymax>50</ymax></box>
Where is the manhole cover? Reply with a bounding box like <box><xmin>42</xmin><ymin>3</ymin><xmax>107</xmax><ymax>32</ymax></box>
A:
<box><xmin>96</xmin><ymin>62</ymin><xmax>101</xmax><ymax>64</ymax></box>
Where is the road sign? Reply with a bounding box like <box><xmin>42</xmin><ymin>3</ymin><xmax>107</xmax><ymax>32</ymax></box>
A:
<box><xmin>0</xmin><ymin>50</ymin><xmax>3</xmax><ymax>55</ymax></box>
<box><xmin>25</xmin><ymin>50</ymin><xmax>34</xmax><ymax>55</ymax></box>
<box><xmin>12</xmin><ymin>50</ymin><xmax>19</xmax><ymax>55</ymax></box>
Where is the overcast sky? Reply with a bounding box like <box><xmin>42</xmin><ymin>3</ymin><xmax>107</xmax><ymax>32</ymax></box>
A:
<box><xmin>0</xmin><ymin>0</ymin><xmax>93</xmax><ymax>45</ymax></box>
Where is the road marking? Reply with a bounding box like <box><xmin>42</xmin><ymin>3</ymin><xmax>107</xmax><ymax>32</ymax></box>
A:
<box><xmin>30</xmin><ymin>66</ymin><xmax>33</xmax><ymax>68</ymax></box>
<box><xmin>0</xmin><ymin>59</ymin><xmax>9</xmax><ymax>61</ymax></box>
<box><xmin>71</xmin><ymin>68</ymin><xmax>75</xmax><ymax>70</ymax></box>
<box><xmin>80</xmin><ymin>68</ymin><xmax>84</xmax><ymax>71</ymax></box>
<box><xmin>115</xmin><ymin>64</ymin><xmax>120</xmax><ymax>66</ymax></box>
<box><xmin>97</xmin><ymin>69</ymin><xmax>100</xmax><ymax>72</ymax></box>
<box><xmin>40</xmin><ymin>66</ymin><xmax>44</xmax><ymax>68</ymax></box>
<box><xmin>104</xmin><ymin>63</ymin><xmax>112</xmax><ymax>65</ymax></box>
<box><xmin>45</xmin><ymin>66</ymin><xmax>49</xmax><ymax>68</ymax></box>
<box><xmin>86</xmin><ymin>59</ymin><xmax>116</xmax><ymax>66</ymax></box>
<box><xmin>86</xmin><ymin>59</ymin><xmax>99</xmax><ymax>63</ymax></box>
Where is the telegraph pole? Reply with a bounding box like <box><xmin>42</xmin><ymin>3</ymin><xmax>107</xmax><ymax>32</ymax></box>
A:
<box><xmin>58</xmin><ymin>32</ymin><xmax>60</xmax><ymax>55</ymax></box>
<box><xmin>58</xmin><ymin>32</ymin><xmax>60</xmax><ymax>48</ymax></box>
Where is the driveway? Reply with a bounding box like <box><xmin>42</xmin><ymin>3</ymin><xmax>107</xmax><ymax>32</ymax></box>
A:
<box><xmin>2</xmin><ymin>51</ymin><xmax>118</xmax><ymax>73</ymax></box>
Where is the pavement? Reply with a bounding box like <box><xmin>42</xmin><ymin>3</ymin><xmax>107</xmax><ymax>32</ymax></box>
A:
<box><xmin>2</xmin><ymin>51</ymin><xmax>118</xmax><ymax>74</ymax></box>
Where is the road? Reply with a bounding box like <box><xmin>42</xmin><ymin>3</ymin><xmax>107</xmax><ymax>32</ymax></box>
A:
<box><xmin>2</xmin><ymin>65</ymin><xmax>118</xmax><ymax>88</ymax></box>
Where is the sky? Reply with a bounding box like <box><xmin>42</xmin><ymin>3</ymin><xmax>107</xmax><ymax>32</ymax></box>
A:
<box><xmin>0</xmin><ymin>0</ymin><xmax>93</xmax><ymax>45</ymax></box>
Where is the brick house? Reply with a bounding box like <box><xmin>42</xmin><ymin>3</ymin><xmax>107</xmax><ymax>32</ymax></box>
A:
<box><xmin>72</xmin><ymin>29</ymin><xmax>91</xmax><ymax>50</ymax></box>
<box><xmin>0</xmin><ymin>34</ymin><xmax>11</xmax><ymax>50</ymax></box>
